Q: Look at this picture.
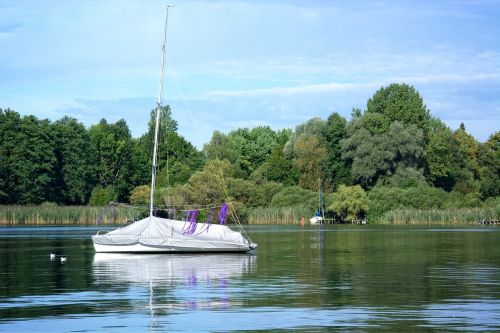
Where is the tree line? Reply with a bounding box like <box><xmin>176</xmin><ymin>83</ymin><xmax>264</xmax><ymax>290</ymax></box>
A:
<box><xmin>1</xmin><ymin>83</ymin><xmax>498</xmax><ymax>222</ymax></box>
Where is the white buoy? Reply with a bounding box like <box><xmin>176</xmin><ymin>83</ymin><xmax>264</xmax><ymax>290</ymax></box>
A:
<box><xmin>50</xmin><ymin>253</ymin><xmax>56</xmax><ymax>260</ymax></box>
<box><xmin>60</xmin><ymin>257</ymin><xmax>67</xmax><ymax>263</ymax></box>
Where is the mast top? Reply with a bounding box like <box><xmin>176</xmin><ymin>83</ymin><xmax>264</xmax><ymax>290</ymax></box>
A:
<box><xmin>149</xmin><ymin>6</ymin><xmax>171</xmax><ymax>217</ymax></box>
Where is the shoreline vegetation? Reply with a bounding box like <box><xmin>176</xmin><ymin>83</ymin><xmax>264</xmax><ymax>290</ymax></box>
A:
<box><xmin>0</xmin><ymin>205</ymin><xmax>497</xmax><ymax>226</ymax></box>
<box><xmin>1</xmin><ymin>83</ymin><xmax>499</xmax><ymax>225</ymax></box>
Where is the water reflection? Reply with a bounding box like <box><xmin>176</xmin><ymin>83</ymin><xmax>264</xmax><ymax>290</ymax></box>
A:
<box><xmin>93</xmin><ymin>253</ymin><xmax>256</xmax><ymax>314</ymax></box>
<box><xmin>93</xmin><ymin>253</ymin><xmax>255</xmax><ymax>285</ymax></box>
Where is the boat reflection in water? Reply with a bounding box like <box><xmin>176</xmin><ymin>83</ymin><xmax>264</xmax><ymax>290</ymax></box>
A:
<box><xmin>92</xmin><ymin>253</ymin><xmax>256</xmax><ymax>315</ymax></box>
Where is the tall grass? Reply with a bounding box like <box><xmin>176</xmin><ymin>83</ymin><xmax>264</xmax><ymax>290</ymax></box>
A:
<box><xmin>246</xmin><ymin>206</ymin><xmax>312</xmax><ymax>224</ymax></box>
<box><xmin>0</xmin><ymin>205</ymin><xmax>147</xmax><ymax>225</ymax></box>
<box><xmin>2</xmin><ymin>204</ymin><xmax>498</xmax><ymax>226</ymax></box>
<box><xmin>378</xmin><ymin>207</ymin><xmax>499</xmax><ymax>225</ymax></box>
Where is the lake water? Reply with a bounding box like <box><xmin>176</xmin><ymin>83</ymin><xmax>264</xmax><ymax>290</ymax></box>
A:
<box><xmin>0</xmin><ymin>225</ymin><xmax>499</xmax><ymax>332</ymax></box>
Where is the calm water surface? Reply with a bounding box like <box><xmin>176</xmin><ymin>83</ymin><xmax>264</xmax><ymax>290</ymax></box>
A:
<box><xmin>0</xmin><ymin>225</ymin><xmax>499</xmax><ymax>332</ymax></box>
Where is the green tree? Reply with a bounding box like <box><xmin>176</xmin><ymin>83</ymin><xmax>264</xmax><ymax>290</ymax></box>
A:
<box><xmin>324</xmin><ymin>112</ymin><xmax>351</xmax><ymax>187</ymax></box>
<box><xmin>269</xmin><ymin>185</ymin><xmax>317</xmax><ymax>211</ymax></box>
<box><xmin>365</xmin><ymin>83</ymin><xmax>430</xmax><ymax>135</ymax></box>
<box><xmin>89</xmin><ymin>118</ymin><xmax>134</xmax><ymax>201</ymax></box>
<box><xmin>129</xmin><ymin>185</ymin><xmax>151</xmax><ymax>205</ymax></box>
<box><xmin>329</xmin><ymin>185</ymin><xmax>369</xmax><ymax>221</ymax></box>
<box><xmin>51</xmin><ymin>117</ymin><xmax>96</xmax><ymax>204</ymax></box>
<box><xmin>341</xmin><ymin>121</ymin><xmax>425</xmax><ymax>188</ymax></box>
<box><xmin>183</xmin><ymin>159</ymin><xmax>232</xmax><ymax>205</ymax></box>
<box><xmin>88</xmin><ymin>185</ymin><xmax>118</xmax><ymax>206</ymax></box>
<box><xmin>293</xmin><ymin>133</ymin><xmax>327</xmax><ymax>190</ymax></box>
<box><xmin>425</xmin><ymin>118</ymin><xmax>455</xmax><ymax>190</ymax></box>
<box><xmin>449</xmin><ymin>123</ymin><xmax>480</xmax><ymax>194</ymax></box>
<box><xmin>251</xmin><ymin>143</ymin><xmax>299</xmax><ymax>186</ymax></box>
<box><xmin>478</xmin><ymin>131</ymin><xmax>500</xmax><ymax>198</ymax></box>
<box><xmin>203</xmin><ymin>130</ymin><xmax>239</xmax><ymax>163</ymax></box>
<box><xmin>141</xmin><ymin>105</ymin><xmax>204</xmax><ymax>188</ymax></box>
<box><xmin>0</xmin><ymin>111</ymin><xmax>56</xmax><ymax>204</ymax></box>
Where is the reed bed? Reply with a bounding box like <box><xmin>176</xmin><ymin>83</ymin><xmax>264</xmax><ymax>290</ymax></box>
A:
<box><xmin>0</xmin><ymin>205</ymin><xmax>147</xmax><ymax>225</ymax></box>
<box><xmin>378</xmin><ymin>207</ymin><xmax>499</xmax><ymax>225</ymax></box>
<box><xmin>246</xmin><ymin>206</ymin><xmax>312</xmax><ymax>224</ymax></box>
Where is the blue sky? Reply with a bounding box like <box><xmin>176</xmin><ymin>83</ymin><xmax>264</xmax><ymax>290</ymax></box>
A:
<box><xmin>1</xmin><ymin>0</ymin><xmax>499</xmax><ymax>147</ymax></box>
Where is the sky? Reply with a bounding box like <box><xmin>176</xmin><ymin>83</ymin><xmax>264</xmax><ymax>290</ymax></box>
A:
<box><xmin>1</xmin><ymin>0</ymin><xmax>499</xmax><ymax>148</ymax></box>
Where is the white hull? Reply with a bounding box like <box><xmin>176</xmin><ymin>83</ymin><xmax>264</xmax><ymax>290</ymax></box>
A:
<box><xmin>93</xmin><ymin>242</ymin><xmax>254</xmax><ymax>253</ymax></box>
<box><xmin>309</xmin><ymin>216</ymin><xmax>324</xmax><ymax>224</ymax></box>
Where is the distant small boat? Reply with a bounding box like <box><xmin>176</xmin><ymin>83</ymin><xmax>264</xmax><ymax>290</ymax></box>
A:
<box><xmin>310</xmin><ymin>178</ymin><xmax>326</xmax><ymax>225</ymax></box>
<box><xmin>309</xmin><ymin>215</ymin><xmax>324</xmax><ymax>225</ymax></box>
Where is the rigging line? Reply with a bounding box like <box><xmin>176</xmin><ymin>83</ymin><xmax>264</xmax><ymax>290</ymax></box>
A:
<box><xmin>106</xmin><ymin>201</ymin><xmax>231</xmax><ymax>212</ymax></box>
<box><xmin>165</xmin><ymin>58</ymin><xmax>204</xmax><ymax>148</ymax></box>
<box><xmin>210</xmin><ymin>162</ymin><xmax>254</xmax><ymax>244</ymax></box>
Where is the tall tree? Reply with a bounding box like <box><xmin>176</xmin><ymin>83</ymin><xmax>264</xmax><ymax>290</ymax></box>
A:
<box><xmin>478</xmin><ymin>131</ymin><xmax>500</xmax><ymax>198</ymax></box>
<box><xmin>365</xmin><ymin>83</ymin><xmax>431</xmax><ymax>136</ymax></box>
<box><xmin>425</xmin><ymin>118</ymin><xmax>455</xmax><ymax>190</ymax></box>
<box><xmin>89</xmin><ymin>119</ymin><xmax>133</xmax><ymax>201</ymax></box>
<box><xmin>252</xmin><ymin>143</ymin><xmax>299</xmax><ymax>186</ymax></box>
<box><xmin>51</xmin><ymin>117</ymin><xmax>97</xmax><ymax>204</ymax></box>
<box><xmin>448</xmin><ymin>123</ymin><xmax>481</xmax><ymax>194</ymax></box>
<box><xmin>0</xmin><ymin>110</ymin><xmax>56</xmax><ymax>204</ymax></box>
<box><xmin>140</xmin><ymin>105</ymin><xmax>203</xmax><ymax>189</ymax></box>
<box><xmin>324</xmin><ymin>112</ymin><xmax>351</xmax><ymax>188</ymax></box>
<box><xmin>203</xmin><ymin>130</ymin><xmax>238</xmax><ymax>163</ymax></box>
<box><xmin>293</xmin><ymin>133</ymin><xmax>327</xmax><ymax>190</ymax></box>
<box><xmin>341</xmin><ymin>120</ymin><xmax>425</xmax><ymax>188</ymax></box>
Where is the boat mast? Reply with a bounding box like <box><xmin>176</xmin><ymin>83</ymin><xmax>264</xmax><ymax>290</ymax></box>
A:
<box><xmin>150</xmin><ymin>6</ymin><xmax>171</xmax><ymax>217</ymax></box>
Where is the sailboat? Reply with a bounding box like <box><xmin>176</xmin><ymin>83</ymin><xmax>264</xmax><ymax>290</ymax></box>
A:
<box><xmin>92</xmin><ymin>7</ymin><xmax>257</xmax><ymax>253</ymax></box>
<box><xmin>309</xmin><ymin>178</ymin><xmax>325</xmax><ymax>224</ymax></box>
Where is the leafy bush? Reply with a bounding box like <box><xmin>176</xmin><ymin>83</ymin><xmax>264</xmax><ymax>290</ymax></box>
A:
<box><xmin>88</xmin><ymin>185</ymin><xmax>118</xmax><ymax>206</ymax></box>
<box><xmin>129</xmin><ymin>185</ymin><xmax>150</xmax><ymax>205</ymax></box>
<box><xmin>329</xmin><ymin>185</ymin><xmax>370</xmax><ymax>221</ymax></box>
<box><xmin>270</xmin><ymin>186</ymin><xmax>317</xmax><ymax>211</ymax></box>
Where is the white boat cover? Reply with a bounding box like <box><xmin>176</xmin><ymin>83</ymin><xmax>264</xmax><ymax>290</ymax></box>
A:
<box><xmin>92</xmin><ymin>216</ymin><xmax>251</xmax><ymax>251</ymax></box>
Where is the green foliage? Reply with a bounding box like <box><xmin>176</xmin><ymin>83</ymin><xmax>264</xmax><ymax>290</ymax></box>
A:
<box><xmin>129</xmin><ymin>185</ymin><xmax>150</xmax><ymax>205</ymax></box>
<box><xmin>367</xmin><ymin>185</ymin><xmax>488</xmax><ymax>223</ymax></box>
<box><xmin>203</xmin><ymin>130</ymin><xmax>238</xmax><ymax>162</ymax></box>
<box><xmin>204</xmin><ymin>126</ymin><xmax>286</xmax><ymax>177</ymax></box>
<box><xmin>181</xmin><ymin>159</ymin><xmax>232</xmax><ymax>205</ymax></box>
<box><xmin>426</xmin><ymin>118</ymin><xmax>455</xmax><ymax>189</ymax></box>
<box><xmin>377</xmin><ymin>167</ymin><xmax>427</xmax><ymax>188</ymax></box>
<box><xmin>293</xmin><ymin>133</ymin><xmax>327</xmax><ymax>190</ymax></box>
<box><xmin>366</xmin><ymin>83</ymin><xmax>430</xmax><ymax>135</ymax></box>
<box><xmin>449</xmin><ymin>124</ymin><xmax>481</xmax><ymax>194</ymax></box>
<box><xmin>269</xmin><ymin>186</ymin><xmax>317</xmax><ymax>211</ymax></box>
<box><xmin>88</xmin><ymin>185</ymin><xmax>118</xmax><ymax>206</ymax></box>
<box><xmin>324</xmin><ymin>112</ymin><xmax>351</xmax><ymax>188</ymax></box>
<box><xmin>0</xmin><ymin>110</ymin><xmax>56</xmax><ymax>204</ymax></box>
<box><xmin>478</xmin><ymin>131</ymin><xmax>500</xmax><ymax>198</ymax></box>
<box><xmin>342</xmin><ymin>121</ymin><xmax>425</xmax><ymax>188</ymax></box>
<box><xmin>140</xmin><ymin>105</ymin><xmax>203</xmax><ymax>189</ymax></box>
<box><xmin>379</xmin><ymin>207</ymin><xmax>498</xmax><ymax>225</ymax></box>
<box><xmin>251</xmin><ymin>143</ymin><xmax>299</xmax><ymax>186</ymax></box>
<box><xmin>0</xmin><ymin>82</ymin><xmax>497</xmax><ymax>226</ymax></box>
<box><xmin>329</xmin><ymin>185</ymin><xmax>369</xmax><ymax>221</ymax></box>
<box><xmin>52</xmin><ymin>117</ymin><xmax>96</xmax><ymax>204</ymax></box>
<box><xmin>0</xmin><ymin>205</ymin><xmax>145</xmax><ymax>225</ymax></box>
<box><xmin>89</xmin><ymin>118</ymin><xmax>134</xmax><ymax>201</ymax></box>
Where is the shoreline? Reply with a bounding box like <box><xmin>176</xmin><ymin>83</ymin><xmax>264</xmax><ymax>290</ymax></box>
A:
<box><xmin>0</xmin><ymin>205</ymin><xmax>498</xmax><ymax>226</ymax></box>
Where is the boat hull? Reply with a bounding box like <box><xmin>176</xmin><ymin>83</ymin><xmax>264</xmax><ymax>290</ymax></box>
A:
<box><xmin>93</xmin><ymin>242</ymin><xmax>255</xmax><ymax>253</ymax></box>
